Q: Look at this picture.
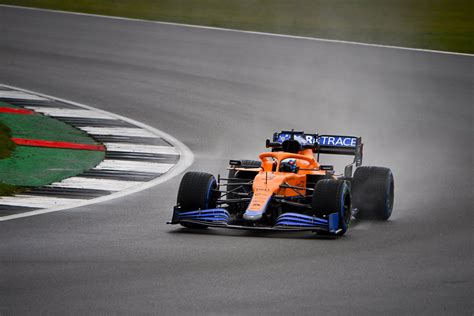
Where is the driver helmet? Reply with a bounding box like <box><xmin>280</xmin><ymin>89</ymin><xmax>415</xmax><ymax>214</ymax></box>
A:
<box><xmin>280</xmin><ymin>158</ymin><xmax>297</xmax><ymax>173</ymax></box>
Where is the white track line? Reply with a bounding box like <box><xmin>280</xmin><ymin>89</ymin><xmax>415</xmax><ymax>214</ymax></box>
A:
<box><xmin>104</xmin><ymin>143</ymin><xmax>178</xmax><ymax>155</ymax></box>
<box><xmin>0</xmin><ymin>196</ymin><xmax>86</xmax><ymax>208</ymax></box>
<box><xmin>0</xmin><ymin>84</ymin><xmax>194</xmax><ymax>221</ymax></box>
<box><xmin>48</xmin><ymin>177</ymin><xmax>143</xmax><ymax>191</ymax></box>
<box><xmin>25</xmin><ymin>107</ymin><xmax>113</xmax><ymax>119</ymax></box>
<box><xmin>94</xmin><ymin>160</ymin><xmax>174</xmax><ymax>173</ymax></box>
<box><xmin>79</xmin><ymin>127</ymin><xmax>158</xmax><ymax>138</ymax></box>
<box><xmin>0</xmin><ymin>90</ymin><xmax>48</xmax><ymax>100</ymax></box>
<box><xmin>0</xmin><ymin>4</ymin><xmax>472</xmax><ymax>57</ymax></box>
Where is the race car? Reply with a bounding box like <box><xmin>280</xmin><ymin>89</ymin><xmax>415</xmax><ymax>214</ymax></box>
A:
<box><xmin>168</xmin><ymin>130</ymin><xmax>394</xmax><ymax>236</ymax></box>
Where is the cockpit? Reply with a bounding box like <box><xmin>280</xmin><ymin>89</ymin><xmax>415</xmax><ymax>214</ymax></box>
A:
<box><xmin>260</xmin><ymin>155</ymin><xmax>306</xmax><ymax>174</ymax></box>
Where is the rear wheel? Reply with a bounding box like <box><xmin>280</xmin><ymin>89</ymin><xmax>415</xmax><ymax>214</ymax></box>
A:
<box><xmin>177</xmin><ymin>172</ymin><xmax>218</xmax><ymax>228</ymax></box>
<box><xmin>352</xmin><ymin>166</ymin><xmax>394</xmax><ymax>220</ymax></box>
<box><xmin>311</xmin><ymin>179</ymin><xmax>351</xmax><ymax>235</ymax></box>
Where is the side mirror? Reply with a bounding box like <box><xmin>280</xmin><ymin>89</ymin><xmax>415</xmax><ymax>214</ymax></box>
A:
<box><xmin>229</xmin><ymin>160</ymin><xmax>242</xmax><ymax>166</ymax></box>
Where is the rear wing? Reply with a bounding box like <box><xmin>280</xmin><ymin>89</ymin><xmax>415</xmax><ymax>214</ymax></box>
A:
<box><xmin>268</xmin><ymin>131</ymin><xmax>363</xmax><ymax>176</ymax></box>
<box><xmin>318</xmin><ymin>135</ymin><xmax>363</xmax><ymax>177</ymax></box>
<box><xmin>318</xmin><ymin>135</ymin><xmax>362</xmax><ymax>160</ymax></box>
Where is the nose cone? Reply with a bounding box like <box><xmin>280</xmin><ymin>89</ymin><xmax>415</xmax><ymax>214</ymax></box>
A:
<box><xmin>243</xmin><ymin>210</ymin><xmax>263</xmax><ymax>221</ymax></box>
<box><xmin>244</xmin><ymin>171</ymin><xmax>282</xmax><ymax>222</ymax></box>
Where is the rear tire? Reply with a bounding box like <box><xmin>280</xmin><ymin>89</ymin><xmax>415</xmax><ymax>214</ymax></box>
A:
<box><xmin>177</xmin><ymin>172</ymin><xmax>218</xmax><ymax>228</ymax></box>
<box><xmin>311</xmin><ymin>179</ymin><xmax>351</xmax><ymax>235</ymax></box>
<box><xmin>352</xmin><ymin>166</ymin><xmax>394</xmax><ymax>220</ymax></box>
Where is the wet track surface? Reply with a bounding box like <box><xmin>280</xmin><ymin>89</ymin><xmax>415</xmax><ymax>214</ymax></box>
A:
<box><xmin>0</xmin><ymin>6</ymin><xmax>472</xmax><ymax>314</ymax></box>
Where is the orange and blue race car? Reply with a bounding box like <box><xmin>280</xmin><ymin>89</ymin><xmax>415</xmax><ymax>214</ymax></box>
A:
<box><xmin>168</xmin><ymin>130</ymin><xmax>394</xmax><ymax>236</ymax></box>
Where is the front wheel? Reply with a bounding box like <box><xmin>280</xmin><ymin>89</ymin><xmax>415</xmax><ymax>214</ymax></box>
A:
<box><xmin>176</xmin><ymin>171</ymin><xmax>219</xmax><ymax>228</ymax></box>
<box><xmin>311</xmin><ymin>179</ymin><xmax>351</xmax><ymax>235</ymax></box>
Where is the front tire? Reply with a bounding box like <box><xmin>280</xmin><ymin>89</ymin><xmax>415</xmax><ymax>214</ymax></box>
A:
<box><xmin>177</xmin><ymin>172</ymin><xmax>218</xmax><ymax>228</ymax></box>
<box><xmin>352</xmin><ymin>166</ymin><xmax>394</xmax><ymax>220</ymax></box>
<box><xmin>311</xmin><ymin>179</ymin><xmax>351</xmax><ymax>235</ymax></box>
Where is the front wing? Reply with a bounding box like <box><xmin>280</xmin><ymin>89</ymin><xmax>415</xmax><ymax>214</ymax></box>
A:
<box><xmin>168</xmin><ymin>207</ymin><xmax>342</xmax><ymax>234</ymax></box>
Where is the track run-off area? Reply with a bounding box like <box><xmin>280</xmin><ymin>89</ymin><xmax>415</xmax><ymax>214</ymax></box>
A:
<box><xmin>0</xmin><ymin>85</ymin><xmax>193</xmax><ymax>221</ymax></box>
<box><xmin>0</xmin><ymin>5</ymin><xmax>472</xmax><ymax>315</ymax></box>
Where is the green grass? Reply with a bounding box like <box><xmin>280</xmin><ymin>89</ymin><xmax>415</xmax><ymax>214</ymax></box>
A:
<box><xmin>0</xmin><ymin>121</ymin><xmax>18</xmax><ymax>195</ymax></box>
<box><xmin>2</xmin><ymin>0</ymin><xmax>473</xmax><ymax>53</ymax></box>
<box><xmin>0</xmin><ymin>112</ymin><xmax>100</xmax><ymax>144</ymax></box>
<box><xmin>0</xmin><ymin>121</ymin><xmax>16</xmax><ymax>159</ymax></box>
<box><xmin>0</xmin><ymin>182</ymin><xmax>19</xmax><ymax>196</ymax></box>
<box><xmin>0</xmin><ymin>101</ymin><xmax>105</xmax><ymax>188</ymax></box>
<box><xmin>0</xmin><ymin>146</ymin><xmax>104</xmax><ymax>187</ymax></box>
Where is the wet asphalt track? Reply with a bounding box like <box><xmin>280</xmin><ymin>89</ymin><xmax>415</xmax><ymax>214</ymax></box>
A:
<box><xmin>0</xmin><ymin>6</ymin><xmax>472</xmax><ymax>315</ymax></box>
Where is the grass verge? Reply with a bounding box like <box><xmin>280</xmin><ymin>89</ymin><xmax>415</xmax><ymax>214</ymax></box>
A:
<box><xmin>0</xmin><ymin>121</ymin><xmax>16</xmax><ymax>159</ymax></box>
<box><xmin>0</xmin><ymin>146</ymin><xmax>105</xmax><ymax>187</ymax></box>
<box><xmin>2</xmin><ymin>0</ymin><xmax>473</xmax><ymax>54</ymax></box>
<box><xmin>0</xmin><ymin>101</ymin><xmax>105</xmax><ymax>189</ymax></box>
<box><xmin>0</xmin><ymin>121</ymin><xmax>18</xmax><ymax>195</ymax></box>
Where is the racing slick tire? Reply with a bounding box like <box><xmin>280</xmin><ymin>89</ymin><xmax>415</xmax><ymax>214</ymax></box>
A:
<box><xmin>227</xmin><ymin>160</ymin><xmax>261</xmax><ymax>207</ymax></box>
<box><xmin>352</xmin><ymin>166</ymin><xmax>394</xmax><ymax>220</ymax></box>
<box><xmin>312</xmin><ymin>179</ymin><xmax>351</xmax><ymax>235</ymax></box>
<box><xmin>177</xmin><ymin>172</ymin><xmax>219</xmax><ymax>228</ymax></box>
